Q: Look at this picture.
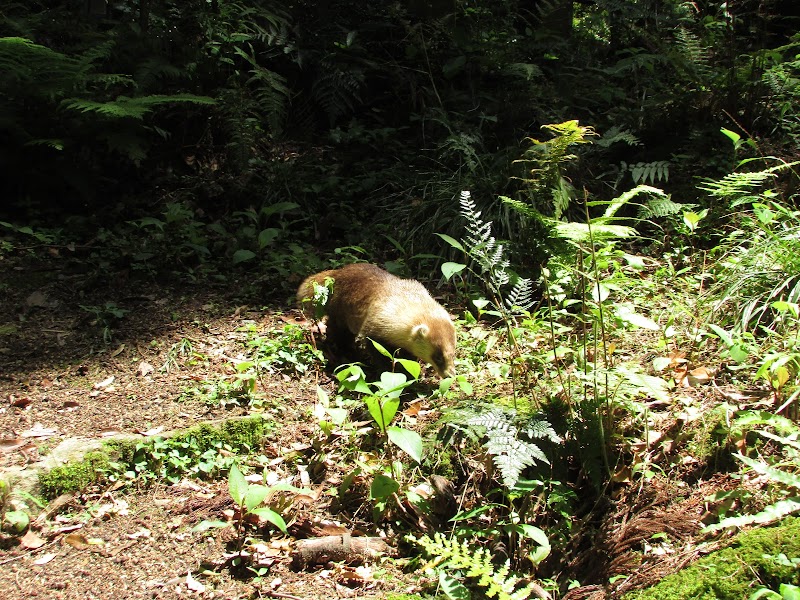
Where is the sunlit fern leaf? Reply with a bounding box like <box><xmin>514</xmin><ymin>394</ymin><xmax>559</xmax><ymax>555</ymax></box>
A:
<box><xmin>637</xmin><ymin>195</ymin><xmax>692</xmax><ymax>219</ymax></box>
<box><xmin>505</xmin><ymin>277</ymin><xmax>535</xmax><ymax>311</ymax></box>
<box><xmin>412</xmin><ymin>532</ymin><xmax>542</xmax><ymax>600</ymax></box>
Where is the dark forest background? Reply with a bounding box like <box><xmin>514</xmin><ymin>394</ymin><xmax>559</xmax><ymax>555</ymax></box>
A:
<box><xmin>2</xmin><ymin>0</ymin><xmax>799</xmax><ymax>293</ymax></box>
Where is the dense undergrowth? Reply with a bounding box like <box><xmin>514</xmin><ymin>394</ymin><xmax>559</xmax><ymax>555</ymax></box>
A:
<box><xmin>3</xmin><ymin>0</ymin><xmax>800</xmax><ymax>598</ymax></box>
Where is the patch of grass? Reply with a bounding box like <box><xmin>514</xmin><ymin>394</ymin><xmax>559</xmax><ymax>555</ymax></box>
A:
<box><xmin>624</xmin><ymin>518</ymin><xmax>800</xmax><ymax>600</ymax></box>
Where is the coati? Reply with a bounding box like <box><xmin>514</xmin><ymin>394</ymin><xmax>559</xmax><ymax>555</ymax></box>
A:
<box><xmin>297</xmin><ymin>263</ymin><xmax>456</xmax><ymax>378</ymax></box>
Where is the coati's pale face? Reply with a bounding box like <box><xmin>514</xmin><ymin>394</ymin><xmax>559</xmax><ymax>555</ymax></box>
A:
<box><xmin>411</xmin><ymin>320</ymin><xmax>457</xmax><ymax>378</ymax></box>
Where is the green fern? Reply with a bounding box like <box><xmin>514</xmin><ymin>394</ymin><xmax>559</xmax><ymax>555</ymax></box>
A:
<box><xmin>312</xmin><ymin>58</ymin><xmax>364</xmax><ymax>125</ymax></box>
<box><xmin>61</xmin><ymin>94</ymin><xmax>215</xmax><ymax>120</ymax></box>
<box><xmin>514</xmin><ymin>120</ymin><xmax>596</xmax><ymax>219</ymax></box>
<box><xmin>413</xmin><ymin>532</ymin><xmax>542</xmax><ymax>600</ymax></box>
<box><xmin>547</xmin><ymin>185</ymin><xmax>667</xmax><ymax>245</ymax></box>
<box><xmin>447</xmin><ymin>407</ymin><xmax>561</xmax><ymax>489</ymax></box>
<box><xmin>637</xmin><ymin>195</ymin><xmax>693</xmax><ymax>219</ymax></box>
<box><xmin>623</xmin><ymin>160</ymin><xmax>671</xmax><ymax>185</ymax></box>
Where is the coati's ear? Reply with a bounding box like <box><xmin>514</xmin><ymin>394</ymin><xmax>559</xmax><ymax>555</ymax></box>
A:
<box><xmin>411</xmin><ymin>324</ymin><xmax>430</xmax><ymax>339</ymax></box>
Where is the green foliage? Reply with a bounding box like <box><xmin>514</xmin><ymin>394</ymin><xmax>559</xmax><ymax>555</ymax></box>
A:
<box><xmin>444</xmin><ymin>407</ymin><xmax>560</xmax><ymax>489</ymax></box>
<box><xmin>227</xmin><ymin>463</ymin><xmax>288</xmax><ymax>540</ymax></box>
<box><xmin>413</xmin><ymin>532</ymin><xmax>544</xmax><ymax>600</ymax></box>
<box><xmin>705</xmin><ymin>412</ymin><xmax>800</xmax><ymax>532</ymax></box>
<box><xmin>38</xmin><ymin>451</ymin><xmax>110</xmax><ymax>499</ymax></box>
<box><xmin>108</xmin><ymin>417</ymin><xmax>274</xmax><ymax>486</ymax></box>
<box><xmin>625</xmin><ymin>518</ymin><xmax>800</xmax><ymax>600</ymax></box>
<box><xmin>0</xmin><ymin>479</ymin><xmax>41</xmax><ymax>534</ymax></box>
<box><xmin>243</xmin><ymin>323</ymin><xmax>325</xmax><ymax>376</ymax></box>
<box><xmin>514</xmin><ymin>120</ymin><xmax>596</xmax><ymax>219</ymax></box>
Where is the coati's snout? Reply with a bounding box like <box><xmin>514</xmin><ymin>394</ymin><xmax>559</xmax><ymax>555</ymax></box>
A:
<box><xmin>298</xmin><ymin>263</ymin><xmax>457</xmax><ymax>379</ymax></box>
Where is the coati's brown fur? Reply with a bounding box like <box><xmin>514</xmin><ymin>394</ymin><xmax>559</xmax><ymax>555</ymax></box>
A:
<box><xmin>297</xmin><ymin>263</ymin><xmax>456</xmax><ymax>378</ymax></box>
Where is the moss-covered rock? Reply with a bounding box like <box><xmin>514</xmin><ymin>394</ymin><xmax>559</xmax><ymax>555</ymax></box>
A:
<box><xmin>624</xmin><ymin>518</ymin><xmax>800</xmax><ymax>600</ymax></box>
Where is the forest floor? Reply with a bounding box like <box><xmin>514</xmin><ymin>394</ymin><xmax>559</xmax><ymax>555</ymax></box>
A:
<box><xmin>0</xmin><ymin>251</ymin><xmax>747</xmax><ymax>600</ymax></box>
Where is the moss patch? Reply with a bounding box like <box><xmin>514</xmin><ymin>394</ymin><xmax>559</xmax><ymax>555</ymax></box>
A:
<box><xmin>624</xmin><ymin>518</ymin><xmax>800</xmax><ymax>600</ymax></box>
<box><xmin>39</xmin><ymin>451</ymin><xmax>110</xmax><ymax>499</ymax></box>
<box><xmin>38</xmin><ymin>415</ymin><xmax>275</xmax><ymax>499</ymax></box>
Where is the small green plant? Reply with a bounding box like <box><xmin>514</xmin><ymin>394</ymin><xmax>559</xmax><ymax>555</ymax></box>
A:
<box><xmin>443</xmin><ymin>406</ymin><xmax>560</xmax><ymax>489</ymax></box>
<box><xmin>243</xmin><ymin>323</ymin><xmax>325</xmax><ymax>375</ymax></box>
<box><xmin>0</xmin><ymin>479</ymin><xmax>41</xmax><ymax>534</ymax></box>
<box><xmin>120</xmin><ymin>436</ymin><xmax>239</xmax><ymax>484</ymax></box>
<box><xmin>227</xmin><ymin>463</ymin><xmax>288</xmax><ymax>546</ymax></box>
<box><xmin>79</xmin><ymin>302</ymin><xmax>129</xmax><ymax>343</ymax></box>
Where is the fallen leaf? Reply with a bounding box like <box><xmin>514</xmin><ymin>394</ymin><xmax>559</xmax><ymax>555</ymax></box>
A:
<box><xmin>137</xmin><ymin>362</ymin><xmax>155</xmax><ymax>377</ymax></box>
<box><xmin>127</xmin><ymin>528</ymin><xmax>151</xmax><ymax>539</ymax></box>
<box><xmin>20</xmin><ymin>530</ymin><xmax>46</xmax><ymax>549</ymax></box>
<box><xmin>10</xmin><ymin>396</ymin><xmax>32</xmax><ymax>408</ymax></box>
<box><xmin>403</xmin><ymin>401</ymin><xmax>423</xmax><ymax>417</ymax></box>
<box><xmin>64</xmin><ymin>533</ymin><xmax>90</xmax><ymax>549</ymax></box>
<box><xmin>0</xmin><ymin>437</ymin><xmax>28</xmax><ymax>452</ymax></box>
<box><xmin>138</xmin><ymin>426</ymin><xmax>164</xmax><ymax>437</ymax></box>
<box><xmin>111</xmin><ymin>344</ymin><xmax>125</xmax><ymax>357</ymax></box>
<box><xmin>33</xmin><ymin>552</ymin><xmax>57</xmax><ymax>565</ymax></box>
<box><xmin>185</xmin><ymin>572</ymin><xmax>206</xmax><ymax>593</ymax></box>
<box><xmin>21</xmin><ymin>423</ymin><xmax>58</xmax><ymax>439</ymax></box>
<box><xmin>93</xmin><ymin>376</ymin><xmax>115</xmax><ymax>390</ymax></box>
<box><xmin>61</xmin><ymin>400</ymin><xmax>80</xmax><ymax>411</ymax></box>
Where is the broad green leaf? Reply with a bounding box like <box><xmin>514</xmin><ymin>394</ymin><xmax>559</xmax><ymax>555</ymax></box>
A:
<box><xmin>4</xmin><ymin>510</ymin><xmax>29</xmax><ymax>533</ymax></box>
<box><xmin>244</xmin><ymin>484</ymin><xmax>270</xmax><ymax>511</ymax></box>
<box><xmin>228</xmin><ymin>463</ymin><xmax>247</xmax><ymax>505</ymax></box>
<box><xmin>616</xmin><ymin>305</ymin><xmax>659</xmax><ymax>330</ymax></box>
<box><xmin>192</xmin><ymin>520</ymin><xmax>229</xmax><ymax>532</ymax></box>
<box><xmin>441</xmin><ymin>262</ymin><xmax>467</xmax><ymax>280</ymax></box>
<box><xmin>370</xmin><ymin>474</ymin><xmax>400</xmax><ymax>500</ymax></box>
<box><xmin>435</xmin><ymin>233</ymin><xmax>465</xmax><ymax>252</ymax></box>
<box><xmin>258</xmin><ymin>228</ymin><xmax>279</xmax><ymax>248</ymax></box>
<box><xmin>396</xmin><ymin>358</ymin><xmax>421</xmax><ymax>379</ymax></box>
<box><xmin>365</xmin><ymin>395</ymin><xmax>400</xmax><ymax>432</ymax></box>
<box><xmin>720</xmin><ymin>127</ymin><xmax>741</xmax><ymax>145</ymax></box>
<box><xmin>652</xmin><ymin>356</ymin><xmax>672</xmax><ymax>372</ymax></box>
<box><xmin>326</xmin><ymin>407</ymin><xmax>348</xmax><ymax>425</ymax></box>
<box><xmin>730</xmin><ymin>344</ymin><xmax>749</xmax><ymax>363</ymax></box>
<box><xmin>779</xmin><ymin>584</ymin><xmax>800</xmax><ymax>600</ymax></box>
<box><xmin>370</xmin><ymin>338</ymin><xmax>393</xmax><ymax>359</ymax></box>
<box><xmin>708</xmin><ymin>323</ymin><xmax>733</xmax><ymax>347</ymax></box>
<box><xmin>232</xmin><ymin>249</ymin><xmax>256</xmax><ymax>264</ymax></box>
<box><xmin>250</xmin><ymin>507</ymin><xmax>288</xmax><ymax>533</ymax></box>
<box><xmin>591</xmin><ymin>283</ymin><xmax>610</xmax><ymax>303</ymax></box>
<box><xmin>260</xmin><ymin>202</ymin><xmax>299</xmax><ymax>217</ymax></box>
<box><xmin>438</xmin><ymin>571</ymin><xmax>471</xmax><ymax>600</ymax></box>
<box><xmin>387</xmin><ymin>426</ymin><xmax>423</xmax><ymax>463</ymax></box>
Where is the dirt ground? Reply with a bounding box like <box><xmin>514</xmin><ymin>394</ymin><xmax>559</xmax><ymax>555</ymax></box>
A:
<box><xmin>0</xmin><ymin>252</ymin><xmax>740</xmax><ymax>600</ymax></box>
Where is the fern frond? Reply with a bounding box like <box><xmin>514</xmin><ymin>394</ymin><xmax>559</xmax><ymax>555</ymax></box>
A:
<box><xmin>312</xmin><ymin>59</ymin><xmax>364</xmax><ymax>125</ymax></box>
<box><xmin>459</xmin><ymin>190</ymin><xmax>511</xmax><ymax>287</ymax></box>
<box><xmin>596</xmin><ymin>126</ymin><xmax>641</xmax><ymax>148</ymax></box>
<box><xmin>413</xmin><ymin>533</ymin><xmax>542</xmax><ymax>600</ymax></box>
<box><xmin>505</xmin><ymin>278</ymin><xmax>535</xmax><ymax>312</ymax></box>
<box><xmin>623</xmin><ymin>160</ymin><xmax>671</xmax><ymax>185</ymax></box>
<box><xmin>637</xmin><ymin>196</ymin><xmax>693</xmax><ymax>219</ymax></box>
<box><xmin>503</xmin><ymin>62</ymin><xmax>543</xmax><ymax>81</ymax></box>
<box><xmin>462</xmin><ymin>408</ymin><xmax>558</xmax><ymax>489</ymax></box>
<box><xmin>61</xmin><ymin>94</ymin><xmax>215</xmax><ymax>120</ymax></box>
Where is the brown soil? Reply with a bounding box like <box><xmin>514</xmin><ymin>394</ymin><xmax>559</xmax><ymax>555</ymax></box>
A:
<box><xmin>0</xmin><ymin>252</ymin><xmax>740</xmax><ymax>599</ymax></box>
